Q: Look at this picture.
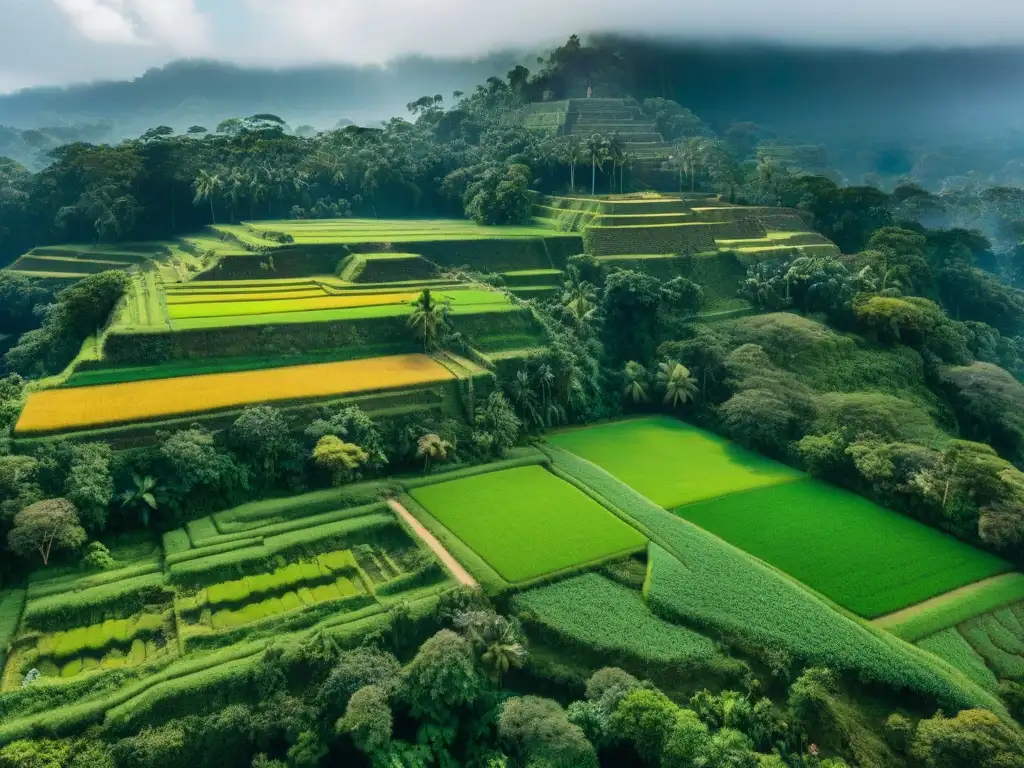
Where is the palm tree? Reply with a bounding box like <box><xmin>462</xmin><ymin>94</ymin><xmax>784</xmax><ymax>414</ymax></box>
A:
<box><xmin>585</xmin><ymin>134</ymin><xmax>607</xmax><ymax>196</ymax></box>
<box><xmin>456</xmin><ymin>611</ymin><xmax>527</xmax><ymax>684</ymax></box>
<box><xmin>563</xmin><ymin>137</ymin><xmax>584</xmax><ymax>193</ymax></box>
<box><xmin>622</xmin><ymin>361</ymin><xmax>649</xmax><ymax>404</ymax></box>
<box><xmin>561</xmin><ymin>266</ymin><xmax>597</xmax><ymax>329</ymax></box>
<box><xmin>656</xmin><ymin>362</ymin><xmax>699</xmax><ymax>408</ymax></box>
<box><xmin>756</xmin><ymin>155</ymin><xmax>780</xmax><ymax>204</ymax></box>
<box><xmin>193</xmin><ymin>169</ymin><xmax>222</xmax><ymax>224</ymax></box>
<box><xmin>679</xmin><ymin>138</ymin><xmax>706</xmax><ymax>193</ymax></box>
<box><xmin>246</xmin><ymin>171</ymin><xmax>267</xmax><ymax>220</ymax></box>
<box><xmin>407</xmin><ymin>289</ymin><xmax>450</xmax><ymax>353</ymax></box>
<box><xmin>508</xmin><ymin>369</ymin><xmax>541</xmax><ymax>429</ymax></box>
<box><xmin>416</xmin><ymin>433</ymin><xmax>451</xmax><ymax>472</ymax></box>
<box><xmin>120</xmin><ymin>474</ymin><xmax>159</xmax><ymax>528</ymax></box>
<box><xmin>226</xmin><ymin>170</ymin><xmax>248</xmax><ymax>224</ymax></box>
<box><xmin>606</xmin><ymin>135</ymin><xmax>626</xmax><ymax>194</ymax></box>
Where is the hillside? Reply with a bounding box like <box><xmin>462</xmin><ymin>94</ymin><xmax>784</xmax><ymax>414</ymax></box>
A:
<box><xmin>1</xmin><ymin>34</ymin><xmax>1024</xmax><ymax>768</ymax></box>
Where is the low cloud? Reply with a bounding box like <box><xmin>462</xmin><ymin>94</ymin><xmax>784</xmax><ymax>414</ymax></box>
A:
<box><xmin>2</xmin><ymin>0</ymin><xmax>1023</xmax><ymax>91</ymax></box>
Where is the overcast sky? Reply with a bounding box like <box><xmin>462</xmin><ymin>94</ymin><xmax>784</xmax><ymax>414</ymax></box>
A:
<box><xmin>1</xmin><ymin>0</ymin><xmax>1023</xmax><ymax>93</ymax></box>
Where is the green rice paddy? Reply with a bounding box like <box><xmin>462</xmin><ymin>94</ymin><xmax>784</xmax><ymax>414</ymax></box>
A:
<box><xmin>169</xmin><ymin>299</ymin><xmax>517</xmax><ymax>330</ymax></box>
<box><xmin>675</xmin><ymin>480</ymin><xmax>1011</xmax><ymax>618</ymax></box>
<box><xmin>549</xmin><ymin>416</ymin><xmax>802</xmax><ymax>508</ymax></box>
<box><xmin>409</xmin><ymin>465</ymin><xmax>646</xmax><ymax>583</ymax></box>
<box><xmin>246</xmin><ymin>218</ymin><xmax>565</xmax><ymax>244</ymax></box>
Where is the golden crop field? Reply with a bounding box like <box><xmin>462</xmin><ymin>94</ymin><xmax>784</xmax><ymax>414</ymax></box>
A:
<box><xmin>167</xmin><ymin>292</ymin><xmax>420</xmax><ymax>320</ymax></box>
<box><xmin>15</xmin><ymin>354</ymin><xmax>454</xmax><ymax>434</ymax></box>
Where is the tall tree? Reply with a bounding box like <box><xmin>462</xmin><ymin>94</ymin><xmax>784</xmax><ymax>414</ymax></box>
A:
<box><xmin>407</xmin><ymin>289</ymin><xmax>450</xmax><ymax>353</ymax></box>
<box><xmin>7</xmin><ymin>499</ymin><xmax>87</xmax><ymax>566</ymax></box>
<box><xmin>193</xmin><ymin>169</ymin><xmax>223</xmax><ymax>224</ymax></box>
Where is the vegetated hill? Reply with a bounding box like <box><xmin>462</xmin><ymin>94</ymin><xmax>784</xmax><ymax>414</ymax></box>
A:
<box><xmin>4</xmin><ymin>41</ymin><xmax>1024</xmax><ymax>146</ymax></box>
<box><xmin>0</xmin><ymin>54</ymin><xmax>525</xmax><ymax>136</ymax></box>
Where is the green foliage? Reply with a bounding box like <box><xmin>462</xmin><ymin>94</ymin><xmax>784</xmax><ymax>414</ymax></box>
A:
<box><xmin>81</xmin><ymin>542</ymin><xmax>116</xmax><ymax>572</ymax></box>
<box><xmin>312</xmin><ymin>436</ymin><xmax>369</xmax><ymax>485</ymax></box>
<box><xmin>813</xmin><ymin>391</ymin><xmax>947</xmax><ymax>447</ymax></box>
<box><xmin>498</xmin><ymin>696</ymin><xmax>598</xmax><ymax>768</ymax></box>
<box><xmin>401</xmin><ymin>629</ymin><xmax>481</xmax><ymax>722</ymax></box>
<box><xmin>514</xmin><ymin>573</ymin><xmax>720</xmax><ymax>668</ymax></box>
<box><xmin>319</xmin><ymin>646</ymin><xmax>402</xmax><ymax>721</ymax></box>
<box><xmin>601</xmin><ymin>269</ymin><xmax>663</xmax><ymax>362</ymax></box>
<box><xmin>409</xmin><ymin>465</ymin><xmax>645</xmax><ymax>583</ymax></box>
<box><xmin>0</xmin><ymin>739</ymin><xmax>73</xmax><ymax>768</ymax></box>
<box><xmin>161</xmin><ymin>530</ymin><xmax>191</xmax><ymax>558</ymax></box>
<box><xmin>25</xmin><ymin>560</ymin><xmax>162</xmax><ymax>601</ymax></box>
<box><xmin>941</xmin><ymin>362</ymin><xmax>1024</xmax><ymax>464</ymax></box>
<box><xmin>458</xmin><ymin>163</ymin><xmax>534</xmax><ymax>225</ymax></box>
<box><xmin>548</xmin><ymin>416</ymin><xmax>801</xmax><ymax>509</ymax></box>
<box><xmin>472</xmin><ymin>391</ymin><xmax>521</xmax><ymax>458</ymax></box>
<box><xmin>63</xmin><ymin>443</ymin><xmax>113</xmax><ymax>534</ymax></box>
<box><xmin>228</xmin><ymin>406</ymin><xmax>301</xmax><ymax>489</ymax></box>
<box><xmin>612</xmin><ymin>687</ymin><xmax>680</xmax><ymax>765</ymax></box>
<box><xmin>910</xmin><ymin>709</ymin><xmax>1024</xmax><ymax>768</ymax></box>
<box><xmin>337</xmin><ymin>684</ymin><xmax>393</xmax><ymax>756</ymax></box>
<box><xmin>5</xmin><ymin>271</ymin><xmax>129</xmax><ymax>376</ymax></box>
<box><xmin>676</xmin><ymin>479</ymin><xmax>1010</xmax><ymax>617</ymax></box>
<box><xmin>7</xmin><ymin>499</ymin><xmax>87</xmax><ymax>567</ymax></box>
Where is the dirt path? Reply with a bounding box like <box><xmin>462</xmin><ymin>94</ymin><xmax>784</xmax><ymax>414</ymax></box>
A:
<box><xmin>872</xmin><ymin>572</ymin><xmax>1021</xmax><ymax>629</ymax></box>
<box><xmin>387</xmin><ymin>498</ymin><xmax>477</xmax><ymax>588</ymax></box>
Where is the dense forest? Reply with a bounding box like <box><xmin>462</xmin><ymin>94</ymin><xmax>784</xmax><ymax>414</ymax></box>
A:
<box><xmin>0</xmin><ymin>34</ymin><xmax>1023</xmax><ymax>768</ymax></box>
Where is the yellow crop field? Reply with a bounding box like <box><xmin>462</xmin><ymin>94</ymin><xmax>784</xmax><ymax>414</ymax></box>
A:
<box><xmin>167</xmin><ymin>292</ymin><xmax>419</xmax><ymax>320</ymax></box>
<box><xmin>15</xmin><ymin>354</ymin><xmax>454</xmax><ymax>434</ymax></box>
<box><xmin>166</xmin><ymin>288</ymin><xmax>328</xmax><ymax>305</ymax></box>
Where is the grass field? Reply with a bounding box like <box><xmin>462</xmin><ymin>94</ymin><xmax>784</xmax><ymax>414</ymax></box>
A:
<box><xmin>548</xmin><ymin>417</ymin><xmax>802</xmax><ymax>508</ymax></box>
<box><xmin>409</xmin><ymin>465</ymin><xmax>646</xmax><ymax>583</ymax></box>
<box><xmin>247</xmin><ymin>218</ymin><xmax>563</xmax><ymax>244</ymax></box>
<box><xmin>15</xmin><ymin>354</ymin><xmax>453</xmax><ymax>434</ymax></box>
<box><xmin>675</xmin><ymin>480</ymin><xmax>1012</xmax><ymax>618</ymax></box>
<box><xmin>166</xmin><ymin>288</ymin><xmax>508</xmax><ymax>321</ymax></box>
<box><xmin>169</xmin><ymin>297</ymin><xmax>518</xmax><ymax>331</ymax></box>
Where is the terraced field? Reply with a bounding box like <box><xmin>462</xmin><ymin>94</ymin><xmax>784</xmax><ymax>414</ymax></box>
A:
<box><xmin>15</xmin><ymin>354</ymin><xmax>454</xmax><ymax>434</ymax></box>
<box><xmin>1</xmin><ymin>493</ymin><xmax>451</xmax><ymax>698</ymax></box>
<box><xmin>6</xmin><ymin>243</ymin><xmax>178</xmax><ymax>281</ymax></box>
<box><xmin>918</xmin><ymin>602</ymin><xmax>1024</xmax><ymax>692</ymax></box>
<box><xmin>247</xmin><ymin>218</ymin><xmax>565</xmax><ymax>244</ymax></box>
